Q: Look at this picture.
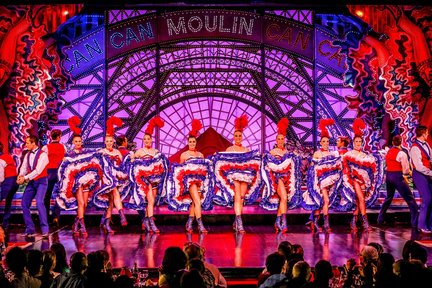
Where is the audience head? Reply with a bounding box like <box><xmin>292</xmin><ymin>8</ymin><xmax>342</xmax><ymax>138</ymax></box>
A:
<box><xmin>97</xmin><ymin>249</ymin><xmax>112</xmax><ymax>271</ymax></box>
<box><xmin>291</xmin><ymin>244</ymin><xmax>304</xmax><ymax>256</ymax></box>
<box><xmin>187</xmin><ymin>258</ymin><xmax>205</xmax><ymax>273</ymax></box>
<box><xmin>277</xmin><ymin>241</ymin><xmax>292</xmax><ymax>259</ymax></box>
<box><xmin>41</xmin><ymin>250</ymin><xmax>57</xmax><ymax>275</ymax></box>
<box><xmin>183</xmin><ymin>242</ymin><xmax>204</xmax><ymax>261</ymax></box>
<box><xmin>70</xmin><ymin>252</ymin><xmax>87</xmax><ymax>274</ymax></box>
<box><xmin>402</xmin><ymin>240</ymin><xmax>428</xmax><ymax>265</ymax></box>
<box><xmin>27</xmin><ymin>249</ymin><xmax>43</xmax><ymax>276</ymax></box>
<box><xmin>161</xmin><ymin>246</ymin><xmax>187</xmax><ymax>275</ymax></box>
<box><xmin>377</xmin><ymin>253</ymin><xmax>395</xmax><ymax>272</ymax></box>
<box><xmin>5</xmin><ymin>247</ymin><xmax>27</xmax><ymax>275</ymax></box>
<box><xmin>367</xmin><ymin>242</ymin><xmax>384</xmax><ymax>255</ymax></box>
<box><xmin>314</xmin><ymin>259</ymin><xmax>333</xmax><ymax>280</ymax></box>
<box><xmin>360</xmin><ymin>245</ymin><xmax>379</xmax><ymax>265</ymax></box>
<box><xmin>50</xmin><ymin>242</ymin><xmax>68</xmax><ymax>273</ymax></box>
<box><xmin>114</xmin><ymin>275</ymin><xmax>134</xmax><ymax>288</ymax></box>
<box><xmin>265</xmin><ymin>252</ymin><xmax>286</xmax><ymax>275</ymax></box>
<box><xmin>292</xmin><ymin>261</ymin><xmax>311</xmax><ymax>281</ymax></box>
<box><xmin>180</xmin><ymin>269</ymin><xmax>205</xmax><ymax>288</ymax></box>
<box><xmin>87</xmin><ymin>251</ymin><xmax>105</xmax><ymax>272</ymax></box>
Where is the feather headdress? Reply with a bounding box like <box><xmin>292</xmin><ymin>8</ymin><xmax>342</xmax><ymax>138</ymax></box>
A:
<box><xmin>106</xmin><ymin>116</ymin><xmax>123</xmax><ymax>137</ymax></box>
<box><xmin>318</xmin><ymin>119</ymin><xmax>335</xmax><ymax>138</ymax></box>
<box><xmin>277</xmin><ymin>118</ymin><xmax>289</xmax><ymax>137</ymax></box>
<box><xmin>145</xmin><ymin>116</ymin><xmax>165</xmax><ymax>136</ymax></box>
<box><xmin>189</xmin><ymin>119</ymin><xmax>203</xmax><ymax>137</ymax></box>
<box><xmin>234</xmin><ymin>114</ymin><xmax>248</xmax><ymax>132</ymax></box>
<box><xmin>68</xmin><ymin>116</ymin><xmax>81</xmax><ymax>136</ymax></box>
<box><xmin>353</xmin><ymin>118</ymin><xmax>366</xmax><ymax>137</ymax></box>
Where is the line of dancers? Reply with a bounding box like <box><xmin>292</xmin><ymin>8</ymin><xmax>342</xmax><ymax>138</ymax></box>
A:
<box><xmin>8</xmin><ymin>113</ymin><xmax>423</xmax><ymax>241</ymax></box>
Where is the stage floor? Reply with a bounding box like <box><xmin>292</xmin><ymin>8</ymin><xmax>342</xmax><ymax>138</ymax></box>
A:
<box><xmin>4</xmin><ymin>222</ymin><xmax>432</xmax><ymax>269</ymax></box>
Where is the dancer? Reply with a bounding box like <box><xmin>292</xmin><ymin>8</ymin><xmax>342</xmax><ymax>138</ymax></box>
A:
<box><xmin>226</xmin><ymin>115</ymin><xmax>250</xmax><ymax>233</ymax></box>
<box><xmin>410</xmin><ymin>126</ymin><xmax>432</xmax><ymax>233</ymax></box>
<box><xmin>42</xmin><ymin>129</ymin><xmax>66</xmax><ymax>225</ymax></box>
<box><xmin>17</xmin><ymin>135</ymin><xmax>49</xmax><ymax>238</ymax></box>
<box><xmin>133</xmin><ymin>116</ymin><xmax>166</xmax><ymax>233</ymax></box>
<box><xmin>304</xmin><ymin>135</ymin><xmax>350</xmax><ymax>227</ymax></box>
<box><xmin>269</xmin><ymin>118</ymin><xmax>290</xmax><ymax>233</ymax></box>
<box><xmin>98</xmin><ymin>116</ymin><xmax>128</xmax><ymax>233</ymax></box>
<box><xmin>67</xmin><ymin>117</ymin><xmax>89</xmax><ymax>236</ymax></box>
<box><xmin>180</xmin><ymin>119</ymin><xmax>208</xmax><ymax>234</ymax></box>
<box><xmin>0</xmin><ymin>142</ymin><xmax>19</xmax><ymax>238</ymax></box>
<box><xmin>261</xmin><ymin>117</ymin><xmax>302</xmax><ymax>233</ymax></box>
<box><xmin>343</xmin><ymin>118</ymin><xmax>382</xmax><ymax>231</ymax></box>
<box><xmin>378</xmin><ymin>135</ymin><xmax>418</xmax><ymax>228</ymax></box>
<box><xmin>305</xmin><ymin>119</ymin><xmax>340</xmax><ymax>232</ymax></box>
<box><xmin>56</xmin><ymin>116</ymin><xmax>113</xmax><ymax>236</ymax></box>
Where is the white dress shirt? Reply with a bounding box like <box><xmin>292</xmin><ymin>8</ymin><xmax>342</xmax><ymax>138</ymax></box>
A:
<box><xmin>410</xmin><ymin>139</ymin><xmax>432</xmax><ymax>177</ymax></box>
<box><xmin>19</xmin><ymin>148</ymin><xmax>49</xmax><ymax>181</ymax></box>
<box><xmin>0</xmin><ymin>158</ymin><xmax>6</xmax><ymax>183</ymax></box>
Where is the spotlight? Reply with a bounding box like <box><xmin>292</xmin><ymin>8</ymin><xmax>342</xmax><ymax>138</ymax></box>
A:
<box><xmin>355</xmin><ymin>10</ymin><xmax>364</xmax><ymax>18</ymax></box>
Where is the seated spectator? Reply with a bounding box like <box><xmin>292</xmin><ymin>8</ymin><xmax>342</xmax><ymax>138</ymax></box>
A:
<box><xmin>187</xmin><ymin>258</ymin><xmax>215</xmax><ymax>288</ymax></box>
<box><xmin>289</xmin><ymin>261</ymin><xmax>312</xmax><ymax>288</ymax></box>
<box><xmin>259</xmin><ymin>252</ymin><xmax>286</xmax><ymax>288</ymax></box>
<box><xmin>374</xmin><ymin>253</ymin><xmax>398</xmax><ymax>288</ymax></box>
<box><xmin>27</xmin><ymin>249</ymin><xmax>43</xmax><ymax>277</ymax></box>
<box><xmin>37</xmin><ymin>250</ymin><xmax>59</xmax><ymax>288</ymax></box>
<box><xmin>114</xmin><ymin>275</ymin><xmax>134</xmax><ymax>288</ymax></box>
<box><xmin>84</xmin><ymin>251</ymin><xmax>113</xmax><ymax>288</ymax></box>
<box><xmin>311</xmin><ymin>259</ymin><xmax>333</xmax><ymax>288</ymax></box>
<box><xmin>367</xmin><ymin>242</ymin><xmax>384</xmax><ymax>255</ymax></box>
<box><xmin>359</xmin><ymin>245</ymin><xmax>379</xmax><ymax>288</ymax></box>
<box><xmin>158</xmin><ymin>246</ymin><xmax>187</xmax><ymax>288</ymax></box>
<box><xmin>183</xmin><ymin>242</ymin><xmax>226</xmax><ymax>288</ymax></box>
<box><xmin>5</xmin><ymin>246</ymin><xmax>41</xmax><ymax>288</ymax></box>
<box><xmin>277</xmin><ymin>241</ymin><xmax>292</xmax><ymax>260</ymax></box>
<box><xmin>50</xmin><ymin>243</ymin><xmax>69</xmax><ymax>274</ymax></box>
<box><xmin>51</xmin><ymin>252</ymin><xmax>87</xmax><ymax>288</ymax></box>
<box><xmin>180</xmin><ymin>269</ymin><xmax>205</xmax><ymax>288</ymax></box>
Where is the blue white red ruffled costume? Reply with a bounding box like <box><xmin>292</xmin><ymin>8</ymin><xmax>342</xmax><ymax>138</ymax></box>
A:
<box><xmin>261</xmin><ymin>151</ymin><xmax>302</xmax><ymax>210</ymax></box>
<box><xmin>166</xmin><ymin>156</ymin><xmax>215</xmax><ymax>212</ymax></box>
<box><xmin>212</xmin><ymin>150</ymin><xmax>262</xmax><ymax>207</ymax></box>
<box><xmin>339</xmin><ymin>150</ymin><xmax>384</xmax><ymax>211</ymax></box>
<box><xmin>303</xmin><ymin>153</ymin><xmax>343</xmax><ymax>211</ymax></box>
<box><xmin>126</xmin><ymin>152</ymin><xmax>169</xmax><ymax>210</ymax></box>
<box><xmin>55</xmin><ymin>149</ymin><xmax>116</xmax><ymax>210</ymax></box>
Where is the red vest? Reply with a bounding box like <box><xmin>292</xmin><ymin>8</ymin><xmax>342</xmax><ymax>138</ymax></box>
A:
<box><xmin>412</xmin><ymin>142</ymin><xmax>432</xmax><ymax>170</ymax></box>
<box><xmin>386</xmin><ymin>147</ymin><xmax>403</xmax><ymax>172</ymax></box>
<box><xmin>27</xmin><ymin>149</ymin><xmax>48</xmax><ymax>180</ymax></box>
<box><xmin>46</xmin><ymin>142</ymin><xmax>66</xmax><ymax>169</ymax></box>
<box><xmin>0</xmin><ymin>153</ymin><xmax>18</xmax><ymax>178</ymax></box>
<box><xmin>338</xmin><ymin>148</ymin><xmax>348</xmax><ymax>156</ymax></box>
<box><xmin>118</xmin><ymin>147</ymin><xmax>129</xmax><ymax>158</ymax></box>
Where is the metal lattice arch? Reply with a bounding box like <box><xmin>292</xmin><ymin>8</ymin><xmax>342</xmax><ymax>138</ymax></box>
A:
<box><xmin>56</xmin><ymin>9</ymin><xmax>356</xmax><ymax>155</ymax></box>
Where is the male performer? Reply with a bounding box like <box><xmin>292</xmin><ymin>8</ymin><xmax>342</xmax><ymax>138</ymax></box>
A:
<box><xmin>0</xmin><ymin>142</ymin><xmax>19</xmax><ymax>237</ymax></box>
<box><xmin>410</xmin><ymin>126</ymin><xmax>432</xmax><ymax>234</ymax></box>
<box><xmin>17</xmin><ymin>135</ymin><xmax>49</xmax><ymax>238</ymax></box>
<box><xmin>42</xmin><ymin>129</ymin><xmax>66</xmax><ymax>225</ymax></box>
<box><xmin>378</xmin><ymin>135</ymin><xmax>418</xmax><ymax>228</ymax></box>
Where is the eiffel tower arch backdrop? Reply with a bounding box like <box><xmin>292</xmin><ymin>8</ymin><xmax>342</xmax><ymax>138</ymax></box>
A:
<box><xmin>54</xmin><ymin>8</ymin><xmax>357</xmax><ymax>155</ymax></box>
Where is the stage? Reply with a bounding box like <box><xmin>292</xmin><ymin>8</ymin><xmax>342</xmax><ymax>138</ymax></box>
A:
<box><xmin>3</xmin><ymin>210</ymin><xmax>432</xmax><ymax>270</ymax></box>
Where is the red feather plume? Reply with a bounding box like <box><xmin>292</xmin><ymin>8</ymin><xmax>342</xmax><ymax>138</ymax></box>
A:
<box><xmin>353</xmin><ymin>118</ymin><xmax>366</xmax><ymax>137</ymax></box>
<box><xmin>68</xmin><ymin>116</ymin><xmax>81</xmax><ymax>135</ymax></box>
<box><xmin>318</xmin><ymin>119</ymin><xmax>335</xmax><ymax>138</ymax></box>
<box><xmin>189</xmin><ymin>119</ymin><xmax>203</xmax><ymax>137</ymax></box>
<box><xmin>277</xmin><ymin>118</ymin><xmax>289</xmax><ymax>136</ymax></box>
<box><xmin>145</xmin><ymin>116</ymin><xmax>165</xmax><ymax>135</ymax></box>
<box><xmin>106</xmin><ymin>116</ymin><xmax>123</xmax><ymax>136</ymax></box>
<box><xmin>234</xmin><ymin>114</ymin><xmax>248</xmax><ymax>132</ymax></box>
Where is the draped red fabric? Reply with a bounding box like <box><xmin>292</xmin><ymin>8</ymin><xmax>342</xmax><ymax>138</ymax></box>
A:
<box><xmin>169</xmin><ymin>127</ymin><xmax>232</xmax><ymax>163</ymax></box>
